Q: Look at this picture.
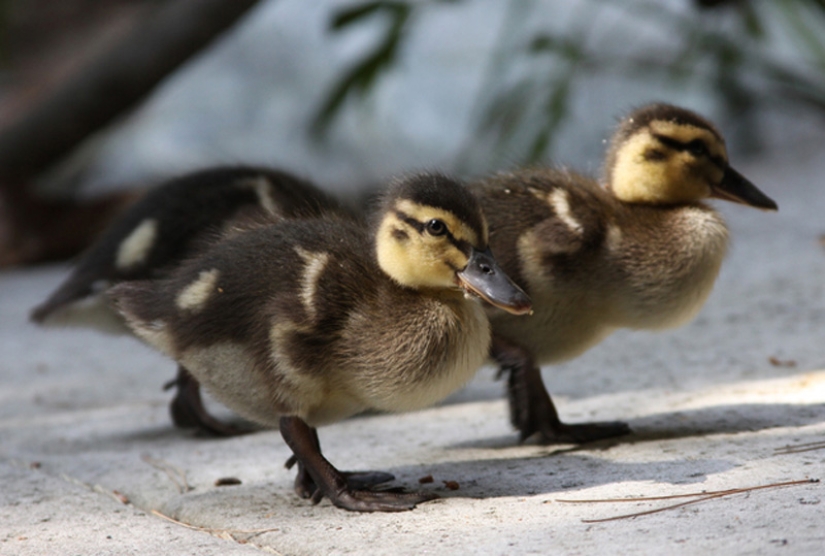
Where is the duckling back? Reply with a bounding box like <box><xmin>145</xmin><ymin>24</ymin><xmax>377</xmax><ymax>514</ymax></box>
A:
<box><xmin>31</xmin><ymin>166</ymin><xmax>343</xmax><ymax>329</ymax></box>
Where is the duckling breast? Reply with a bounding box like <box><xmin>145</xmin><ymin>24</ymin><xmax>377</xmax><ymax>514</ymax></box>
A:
<box><xmin>610</xmin><ymin>204</ymin><xmax>729</xmax><ymax>330</ymax></box>
<box><xmin>337</xmin><ymin>290</ymin><xmax>491</xmax><ymax>414</ymax></box>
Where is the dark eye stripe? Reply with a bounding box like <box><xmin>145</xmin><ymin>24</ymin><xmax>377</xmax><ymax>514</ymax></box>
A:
<box><xmin>653</xmin><ymin>134</ymin><xmax>725</xmax><ymax>169</ymax></box>
<box><xmin>394</xmin><ymin>209</ymin><xmax>473</xmax><ymax>255</ymax></box>
<box><xmin>450</xmin><ymin>237</ymin><xmax>472</xmax><ymax>256</ymax></box>
<box><xmin>395</xmin><ymin>210</ymin><xmax>425</xmax><ymax>233</ymax></box>
<box><xmin>654</xmin><ymin>134</ymin><xmax>691</xmax><ymax>152</ymax></box>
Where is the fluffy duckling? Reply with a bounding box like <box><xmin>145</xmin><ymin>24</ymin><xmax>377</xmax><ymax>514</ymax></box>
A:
<box><xmin>31</xmin><ymin>166</ymin><xmax>345</xmax><ymax>436</ymax></box>
<box><xmin>473</xmin><ymin>103</ymin><xmax>777</xmax><ymax>443</ymax></box>
<box><xmin>109</xmin><ymin>173</ymin><xmax>531</xmax><ymax>512</ymax></box>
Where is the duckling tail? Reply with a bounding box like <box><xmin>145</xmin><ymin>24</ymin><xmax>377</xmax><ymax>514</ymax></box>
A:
<box><xmin>108</xmin><ymin>281</ymin><xmax>175</xmax><ymax>355</ymax></box>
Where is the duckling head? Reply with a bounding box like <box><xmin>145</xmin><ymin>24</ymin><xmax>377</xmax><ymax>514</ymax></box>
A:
<box><xmin>605</xmin><ymin>103</ymin><xmax>777</xmax><ymax>211</ymax></box>
<box><xmin>375</xmin><ymin>173</ymin><xmax>531</xmax><ymax>315</ymax></box>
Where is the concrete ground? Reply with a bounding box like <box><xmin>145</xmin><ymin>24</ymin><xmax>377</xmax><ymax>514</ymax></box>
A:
<box><xmin>2</xmin><ymin>146</ymin><xmax>824</xmax><ymax>555</ymax></box>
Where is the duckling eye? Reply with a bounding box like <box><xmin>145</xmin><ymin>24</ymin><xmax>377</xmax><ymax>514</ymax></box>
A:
<box><xmin>687</xmin><ymin>139</ymin><xmax>708</xmax><ymax>157</ymax></box>
<box><xmin>426</xmin><ymin>219</ymin><xmax>447</xmax><ymax>236</ymax></box>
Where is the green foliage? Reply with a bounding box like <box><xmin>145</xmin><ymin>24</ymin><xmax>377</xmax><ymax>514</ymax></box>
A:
<box><xmin>312</xmin><ymin>1</ymin><xmax>412</xmax><ymax>135</ymax></box>
<box><xmin>314</xmin><ymin>0</ymin><xmax>825</xmax><ymax>163</ymax></box>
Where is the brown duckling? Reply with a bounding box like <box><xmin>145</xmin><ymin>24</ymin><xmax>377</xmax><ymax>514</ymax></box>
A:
<box><xmin>472</xmin><ymin>103</ymin><xmax>777</xmax><ymax>443</ymax></box>
<box><xmin>31</xmin><ymin>166</ymin><xmax>345</xmax><ymax>436</ymax></box>
<box><xmin>109</xmin><ymin>173</ymin><xmax>531</xmax><ymax>512</ymax></box>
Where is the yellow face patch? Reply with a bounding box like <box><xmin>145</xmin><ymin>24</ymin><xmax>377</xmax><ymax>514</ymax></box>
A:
<box><xmin>376</xmin><ymin>199</ymin><xmax>479</xmax><ymax>290</ymax></box>
<box><xmin>610</xmin><ymin>124</ymin><xmax>728</xmax><ymax>205</ymax></box>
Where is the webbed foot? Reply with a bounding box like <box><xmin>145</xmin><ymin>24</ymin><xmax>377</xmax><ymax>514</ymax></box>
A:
<box><xmin>285</xmin><ymin>452</ymin><xmax>397</xmax><ymax>499</ymax></box>
<box><xmin>280</xmin><ymin>416</ymin><xmax>438</xmax><ymax>512</ymax></box>
<box><xmin>492</xmin><ymin>336</ymin><xmax>632</xmax><ymax>444</ymax></box>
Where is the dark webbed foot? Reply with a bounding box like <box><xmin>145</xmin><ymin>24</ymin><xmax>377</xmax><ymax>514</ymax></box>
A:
<box><xmin>165</xmin><ymin>366</ymin><xmax>249</xmax><ymax>437</ymax></box>
<box><xmin>280</xmin><ymin>417</ymin><xmax>438</xmax><ymax>512</ymax></box>
<box><xmin>491</xmin><ymin>336</ymin><xmax>632</xmax><ymax>444</ymax></box>
<box><xmin>284</xmin><ymin>446</ymin><xmax>396</xmax><ymax>500</ymax></box>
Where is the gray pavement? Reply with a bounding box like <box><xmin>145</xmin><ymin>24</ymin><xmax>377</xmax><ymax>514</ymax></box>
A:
<box><xmin>2</xmin><ymin>146</ymin><xmax>825</xmax><ymax>555</ymax></box>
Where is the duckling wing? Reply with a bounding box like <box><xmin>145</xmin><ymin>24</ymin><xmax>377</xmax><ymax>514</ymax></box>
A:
<box><xmin>30</xmin><ymin>167</ymin><xmax>342</xmax><ymax>325</ymax></box>
<box><xmin>109</xmin><ymin>217</ymin><xmax>373</xmax><ymax>423</ymax></box>
<box><xmin>473</xmin><ymin>169</ymin><xmax>607</xmax><ymax>285</ymax></box>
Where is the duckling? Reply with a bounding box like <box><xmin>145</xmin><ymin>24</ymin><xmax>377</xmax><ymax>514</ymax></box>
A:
<box><xmin>109</xmin><ymin>173</ymin><xmax>531</xmax><ymax>512</ymax></box>
<box><xmin>31</xmin><ymin>166</ymin><xmax>345</xmax><ymax>436</ymax></box>
<box><xmin>473</xmin><ymin>103</ymin><xmax>777</xmax><ymax>443</ymax></box>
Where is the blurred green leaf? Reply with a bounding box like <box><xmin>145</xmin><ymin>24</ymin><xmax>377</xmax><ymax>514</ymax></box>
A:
<box><xmin>313</xmin><ymin>2</ymin><xmax>411</xmax><ymax>135</ymax></box>
<box><xmin>314</xmin><ymin>0</ymin><xmax>825</xmax><ymax>160</ymax></box>
<box><xmin>527</xmin><ymin>72</ymin><xmax>573</xmax><ymax>163</ymax></box>
<box><xmin>738</xmin><ymin>2</ymin><xmax>765</xmax><ymax>38</ymax></box>
<box><xmin>529</xmin><ymin>34</ymin><xmax>581</xmax><ymax>61</ymax></box>
<box><xmin>776</xmin><ymin>0</ymin><xmax>825</xmax><ymax>72</ymax></box>
<box><xmin>480</xmin><ymin>80</ymin><xmax>536</xmax><ymax>141</ymax></box>
<box><xmin>331</xmin><ymin>1</ymin><xmax>405</xmax><ymax>30</ymax></box>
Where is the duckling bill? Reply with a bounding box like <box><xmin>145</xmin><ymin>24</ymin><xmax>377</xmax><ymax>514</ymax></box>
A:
<box><xmin>474</xmin><ymin>103</ymin><xmax>776</xmax><ymax>443</ymax></box>
<box><xmin>111</xmin><ymin>173</ymin><xmax>529</xmax><ymax>512</ymax></box>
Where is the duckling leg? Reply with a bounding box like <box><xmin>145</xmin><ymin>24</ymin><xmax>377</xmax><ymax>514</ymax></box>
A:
<box><xmin>164</xmin><ymin>366</ymin><xmax>248</xmax><ymax>437</ymax></box>
<box><xmin>279</xmin><ymin>416</ymin><xmax>439</xmax><ymax>512</ymax></box>
<box><xmin>283</xmin><ymin>431</ymin><xmax>396</xmax><ymax>500</ymax></box>
<box><xmin>491</xmin><ymin>337</ymin><xmax>631</xmax><ymax>444</ymax></box>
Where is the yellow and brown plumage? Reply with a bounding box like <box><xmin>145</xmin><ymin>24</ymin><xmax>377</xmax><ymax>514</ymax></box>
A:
<box><xmin>110</xmin><ymin>173</ymin><xmax>530</xmax><ymax>512</ymax></box>
<box><xmin>473</xmin><ymin>103</ymin><xmax>777</xmax><ymax>443</ymax></box>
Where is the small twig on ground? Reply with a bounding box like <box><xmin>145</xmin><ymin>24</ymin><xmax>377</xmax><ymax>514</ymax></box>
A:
<box><xmin>151</xmin><ymin>509</ymin><xmax>281</xmax><ymax>538</ymax></box>
<box><xmin>556</xmin><ymin>478</ymin><xmax>819</xmax><ymax>523</ymax></box>
<box><xmin>93</xmin><ymin>484</ymin><xmax>130</xmax><ymax>505</ymax></box>
<box><xmin>141</xmin><ymin>454</ymin><xmax>192</xmax><ymax>493</ymax></box>
<box><xmin>774</xmin><ymin>440</ymin><xmax>825</xmax><ymax>455</ymax></box>
<box><xmin>59</xmin><ymin>472</ymin><xmax>130</xmax><ymax>504</ymax></box>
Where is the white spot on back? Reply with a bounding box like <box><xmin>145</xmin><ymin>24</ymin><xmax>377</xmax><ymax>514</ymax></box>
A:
<box><xmin>548</xmin><ymin>189</ymin><xmax>583</xmax><ymax>235</ymax></box>
<box><xmin>240</xmin><ymin>176</ymin><xmax>279</xmax><ymax>216</ymax></box>
<box><xmin>176</xmin><ymin>269</ymin><xmax>220</xmax><ymax>312</ymax></box>
<box><xmin>115</xmin><ymin>219</ymin><xmax>158</xmax><ymax>270</ymax></box>
<box><xmin>605</xmin><ymin>223</ymin><xmax>622</xmax><ymax>251</ymax></box>
<box><xmin>294</xmin><ymin>247</ymin><xmax>329</xmax><ymax>320</ymax></box>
